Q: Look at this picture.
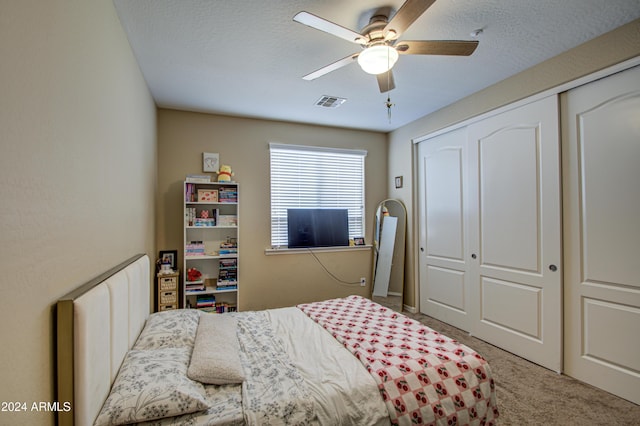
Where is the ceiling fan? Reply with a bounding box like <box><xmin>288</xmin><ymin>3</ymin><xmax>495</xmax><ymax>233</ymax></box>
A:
<box><xmin>293</xmin><ymin>0</ymin><xmax>479</xmax><ymax>93</ymax></box>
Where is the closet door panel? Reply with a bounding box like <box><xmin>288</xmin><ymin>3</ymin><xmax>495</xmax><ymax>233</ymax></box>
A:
<box><xmin>481</xmin><ymin>277</ymin><xmax>541</xmax><ymax>338</ymax></box>
<box><xmin>425</xmin><ymin>147</ymin><xmax>464</xmax><ymax>261</ymax></box>
<box><xmin>418</xmin><ymin>127</ymin><xmax>471</xmax><ymax>330</ymax></box>
<box><xmin>579</xmin><ymin>93</ymin><xmax>640</xmax><ymax>286</ymax></box>
<box><xmin>468</xmin><ymin>95</ymin><xmax>562</xmax><ymax>372</ymax></box>
<box><xmin>563</xmin><ymin>64</ymin><xmax>640</xmax><ymax>404</ymax></box>
<box><xmin>582</xmin><ymin>299</ymin><xmax>640</xmax><ymax>373</ymax></box>
<box><xmin>479</xmin><ymin>127</ymin><xmax>540</xmax><ymax>272</ymax></box>
<box><xmin>425</xmin><ymin>266</ymin><xmax>465</xmax><ymax>311</ymax></box>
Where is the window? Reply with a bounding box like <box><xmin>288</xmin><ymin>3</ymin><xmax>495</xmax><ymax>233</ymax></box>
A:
<box><xmin>269</xmin><ymin>143</ymin><xmax>366</xmax><ymax>247</ymax></box>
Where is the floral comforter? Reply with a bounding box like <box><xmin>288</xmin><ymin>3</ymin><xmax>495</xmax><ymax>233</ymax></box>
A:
<box><xmin>142</xmin><ymin>310</ymin><xmax>316</xmax><ymax>425</ymax></box>
<box><xmin>298</xmin><ymin>296</ymin><xmax>499</xmax><ymax>426</ymax></box>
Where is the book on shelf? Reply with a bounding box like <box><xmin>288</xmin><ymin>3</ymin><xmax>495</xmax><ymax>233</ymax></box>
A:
<box><xmin>196</xmin><ymin>294</ymin><xmax>215</xmax><ymax>308</ymax></box>
<box><xmin>219</xmin><ymin>240</ymin><xmax>238</xmax><ymax>255</ymax></box>
<box><xmin>185</xmin><ymin>184</ymin><xmax>194</xmax><ymax>202</ymax></box>
<box><xmin>216</xmin><ymin>284</ymin><xmax>237</xmax><ymax>291</ymax></box>
<box><xmin>217</xmin><ymin>264</ymin><xmax>237</xmax><ymax>286</ymax></box>
<box><xmin>219</xmin><ymin>268</ymin><xmax>237</xmax><ymax>281</ymax></box>
<box><xmin>185</xmin><ymin>207</ymin><xmax>195</xmax><ymax>225</ymax></box>
<box><xmin>185</xmin><ymin>279</ymin><xmax>205</xmax><ymax>292</ymax></box>
<box><xmin>217</xmin><ymin>270</ymin><xmax>237</xmax><ymax>278</ymax></box>
<box><xmin>219</xmin><ymin>258</ymin><xmax>237</xmax><ymax>266</ymax></box>
<box><xmin>186</xmin><ymin>175</ymin><xmax>212</xmax><ymax>183</ymax></box>
<box><xmin>200</xmin><ymin>302</ymin><xmax>236</xmax><ymax>314</ymax></box>
<box><xmin>218</xmin><ymin>187</ymin><xmax>238</xmax><ymax>203</ymax></box>
<box><xmin>217</xmin><ymin>268</ymin><xmax>237</xmax><ymax>277</ymax></box>
<box><xmin>185</xmin><ymin>241</ymin><xmax>205</xmax><ymax>256</ymax></box>
<box><xmin>193</xmin><ymin>217</ymin><xmax>216</xmax><ymax>227</ymax></box>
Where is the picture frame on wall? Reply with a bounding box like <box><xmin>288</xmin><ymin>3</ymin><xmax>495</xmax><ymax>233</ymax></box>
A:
<box><xmin>395</xmin><ymin>176</ymin><xmax>403</xmax><ymax>189</ymax></box>
<box><xmin>158</xmin><ymin>250</ymin><xmax>178</xmax><ymax>271</ymax></box>
<box><xmin>203</xmin><ymin>152</ymin><xmax>219</xmax><ymax>173</ymax></box>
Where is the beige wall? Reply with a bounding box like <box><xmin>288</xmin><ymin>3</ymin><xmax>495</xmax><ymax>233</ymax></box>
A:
<box><xmin>389</xmin><ymin>19</ymin><xmax>640</xmax><ymax>310</ymax></box>
<box><xmin>0</xmin><ymin>1</ymin><xmax>156</xmax><ymax>424</ymax></box>
<box><xmin>157</xmin><ymin>110</ymin><xmax>387</xmax><ymax>311</ymax></box>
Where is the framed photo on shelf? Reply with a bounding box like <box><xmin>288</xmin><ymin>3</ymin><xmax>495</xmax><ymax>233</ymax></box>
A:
<box><xmin>353</xmin><ymin>237</ymin><xmax>365</xmax><ymax>246</ymax></box>
<box><xmin>203</xmin><ymin>152</ymin><xmax>219</xmax><ymax>173</ymax></box>
<box><xmin>158</xmin><ymin>250</ymin><xmax>178</xmax><ymax>270</ymax></box>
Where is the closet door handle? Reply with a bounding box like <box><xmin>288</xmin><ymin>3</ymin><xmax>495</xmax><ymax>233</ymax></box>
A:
<box><xmin>549</xmin><ymin>264</ymin><xmax>557</xmax><ymax>272</ymax></box>
<box><xmin>471</xmin><ymin>253</ymin><xmax>477</xmax><ymax>259</ymax></box>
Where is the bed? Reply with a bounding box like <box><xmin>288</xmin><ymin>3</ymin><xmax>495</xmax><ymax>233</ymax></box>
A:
<box><xmin>56</xmin><ymin>254</ymin><xmax>498</xmax><ymax>425</ymax></box>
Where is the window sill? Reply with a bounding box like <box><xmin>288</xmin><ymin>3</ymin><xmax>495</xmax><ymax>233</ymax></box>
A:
<box><xmin>264</xmin><ymin>245</ymin><xmax>372</xmax><ymax>256</ymax></box>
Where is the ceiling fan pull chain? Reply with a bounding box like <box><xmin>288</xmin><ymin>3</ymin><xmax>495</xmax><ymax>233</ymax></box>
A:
<box><xmin>386</xmin><ymin>95</ymin><xmax>394</xmax><ymax>123</ymax></box>
<box><xmin>385</xmin><ymin>51</ymin><xmax>391</xmax><ymax>123</ymax></box>
<box><xmin>385</xmin><ymin>49</ymin><xmax>394</xmax><ymax>123</ymax></box>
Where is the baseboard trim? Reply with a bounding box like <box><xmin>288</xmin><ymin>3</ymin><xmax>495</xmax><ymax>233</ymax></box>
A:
<box><xmin>403</xmin><ymin>304</ymin><xmax>417</xmax><ymax>313</ymax></box>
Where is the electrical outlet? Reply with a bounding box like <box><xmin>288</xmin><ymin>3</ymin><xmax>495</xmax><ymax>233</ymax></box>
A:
<box><xmin>360</xmin><ymin>277</ymin><xmax>366</xmax><ymax>286</ymax></box>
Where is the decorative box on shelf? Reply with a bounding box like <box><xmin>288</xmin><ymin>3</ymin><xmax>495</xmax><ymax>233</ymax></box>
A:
<box><xmin>197</xmin><ymin>189</ymin><xmax>218</xmax><ymax>202</ymax></box>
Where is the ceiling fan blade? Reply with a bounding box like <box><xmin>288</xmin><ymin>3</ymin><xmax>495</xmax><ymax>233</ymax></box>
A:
<box><xmin>396</xmin><ymin>40</ymin><xmax>479</xmax><ymax>56</ymax></box>
<box><xmin>376</xmin><ymin>70</ymin><xmax>396</xmax><ymax>93</ymax></box>
<box><xmin>384</xmin><ymin>0</ymin><xmax>436</xmax><ymax>40</ymax></box>
<box><xmin>302</xmin><ymin>53</ymin><xmax>359</xmax><ymax>81</ymax></box>
<box><xmin>294</xmin><ymin>11</ymin><xmax>366</xmax><ymax>44</ymax></box>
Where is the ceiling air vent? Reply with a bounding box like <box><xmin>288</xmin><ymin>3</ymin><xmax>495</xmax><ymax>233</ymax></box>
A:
<box><xmin>315</xmin><ymin>95</ymin><xmax>346</xmax><ymax>108</ymax></box>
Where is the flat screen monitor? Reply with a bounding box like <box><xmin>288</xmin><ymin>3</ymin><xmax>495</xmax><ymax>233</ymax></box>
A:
<box><xmin>287</xmin><ymin>208</ymin><xmax>349</xmax><ymax>248</ymax></box>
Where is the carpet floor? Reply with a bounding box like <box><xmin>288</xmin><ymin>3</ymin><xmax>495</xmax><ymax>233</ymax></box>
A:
<box><xmin>375</xmin><ymin>296</ymin><xmax>640</xmax><ymax>425</ymax></box>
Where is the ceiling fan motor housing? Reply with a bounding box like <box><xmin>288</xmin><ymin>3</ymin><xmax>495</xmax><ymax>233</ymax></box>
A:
<box><xmin>360</xmin><ymin>14</ymin><xmax>392</xmax><ymax>43</ymax></box>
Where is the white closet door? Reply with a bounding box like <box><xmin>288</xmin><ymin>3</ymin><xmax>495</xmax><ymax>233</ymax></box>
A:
<box><xmin>467</xmin><ymin>95</ymin><xmax>562</xmax><ymax>372</ymax></box>
<box><xmin>418</xmin><ymin>127</ymin><xmax>471</xmax><ymax>331</ymax></box>
<box><xmin>563</xmin><ymin>65</ymin><xmax>640</xmax><ymax>404</ymax></box>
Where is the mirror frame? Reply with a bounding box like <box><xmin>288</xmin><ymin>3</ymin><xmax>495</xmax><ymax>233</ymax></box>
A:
<box><xmin>371</xmin><ymin>199</ymin><xmax>407</xmax><ymax>311</ymax></box>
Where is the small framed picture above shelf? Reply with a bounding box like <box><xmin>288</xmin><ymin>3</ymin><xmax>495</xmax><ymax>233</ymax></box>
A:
<box><xmin>202</xmin><ymin>153</ymin><xmax>219</xmax><ymax>173</ymax></box>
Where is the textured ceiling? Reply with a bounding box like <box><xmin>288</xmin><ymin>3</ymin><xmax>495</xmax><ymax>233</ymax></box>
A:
<box><xmin>113</xmin><ymin>0</ymin><xmax>640</xmax><ymax>132</ymax></box>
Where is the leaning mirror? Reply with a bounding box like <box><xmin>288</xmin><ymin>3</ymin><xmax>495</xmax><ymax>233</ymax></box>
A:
<box><xmin>371</xmin><ymin>199</ymin><xmax>407</xmax><ymax>311</ymax></box>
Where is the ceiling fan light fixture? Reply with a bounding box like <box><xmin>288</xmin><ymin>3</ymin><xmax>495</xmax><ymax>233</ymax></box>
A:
<box><xmin>357</xmin><ymin>45</ymin><xmax>399</xmax><ymax>75</ymax></box>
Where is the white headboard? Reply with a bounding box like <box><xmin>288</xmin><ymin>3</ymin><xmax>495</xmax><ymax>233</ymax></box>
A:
<box><xmin>56</xmin><ymin>254</ymin><xmax>150</xmax><ymax>426</ymax></box>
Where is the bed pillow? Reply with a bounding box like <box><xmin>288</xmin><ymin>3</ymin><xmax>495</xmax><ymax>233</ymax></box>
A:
<box><xmin>133</xmin><ymin>309</ymin><xmax>201</xmax><ymax>351</ymax></box>
<box><xmin>187</xmin><ymin>314</ymin><xmax>246</xmax><ymax>384</ymax></box>
<box><xmin>94</xmin><ymin>348</ymin><xmax>209</xmax><ymax>426</ymax></box>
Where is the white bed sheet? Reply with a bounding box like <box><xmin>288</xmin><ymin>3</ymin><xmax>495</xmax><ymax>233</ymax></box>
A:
<box><xmin>267</xmin><ymin>307</ymin><xmax>391</xmax><ymax>426</ymax></box>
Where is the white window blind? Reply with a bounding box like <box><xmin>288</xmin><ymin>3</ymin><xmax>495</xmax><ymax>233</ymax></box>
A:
<box><xmin>270</xmin><ymin>143</ymin><xmax>366</xmax><ymax>247</ymax></box>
